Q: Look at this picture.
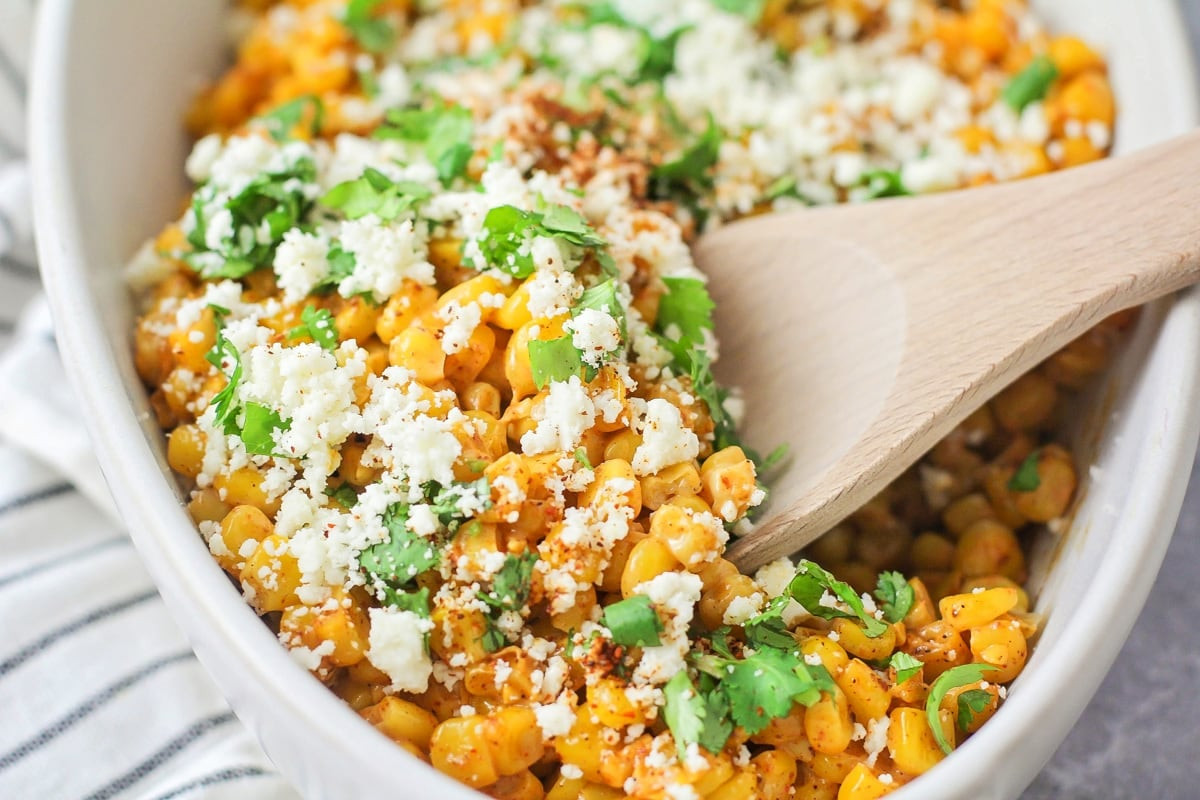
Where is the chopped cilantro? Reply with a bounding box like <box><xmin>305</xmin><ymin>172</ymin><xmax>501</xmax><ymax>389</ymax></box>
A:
<box><xmin>391</xmin><ymin>586</ymin><xmax>432</xmax><ymax>620</ymax></box>
<box><xmin>1003</xmin><ymin>55</ymin><xmax>1059</xmax><ymax>112</ymax></box>
<box><xmin>478</xmin><ymin>550</ymin><xmax>538</xmax><ymax>653</ymax></box>
<box><xmin>319</xmin><ymin>243</ymin><xmax>358</xmax><ymax>291</ymax></box>
<box><xmin>375</xmin><ymin>105</ymin><xmax>474</xmax><ymax>183</ymax></box>
<box><xmin>787</xmin><ymin>560</ymin><xmax>890</xmax><ymax>638</ymax></box>
<box><xmin>287</xmin><ymin>305</ymin><xmax>339</xmax><ymax>352</ymax></box>
<box><xmin>741</xmin><ymin>595</ymin><xmax>795</xmax><ymax>651</ymax></box>
<box><xmin>477</xmin><ymin>203</ymin><xmax>610</xmax><ymax>279</ymax></box>
<box><xmin>574</xmin><ymin>278</ymin><xmax>628</xmax><ymax>347</ymax></box>
<box><xmin>601</xmin><ymin>595</ymin><xmax>664</xmax><ymax>648</ymax></box>
<box><xmin>1009</xmin><ymin>449</ymin><xmax>1042</xmax><ymax>492</ymax></box>
<box><xmin>185</xmin><ymin>157</ymin><xmax>317</xmax><ymax>279</ymax></box>
<box><xmin>657</xmin><ymin>276</ymin><xmax>715</xmax><ymax>343</ymax></box>
<box><xmin>721</xmin><ymin>647</ymin><xmax>832</xmax><ymax>735</ymax></box>
<box><xmin>529</xmin><ymin>336</ymin><xmax>585</xmax><ymax>389</ymax></box>
<box><xmin>889</xmin><ymin>651</ymin><xmax>923</xmax><ymax>684</ymax></box>
<box><xmin>926</xmin><ymin>663</ymin><xmax>999</xmax><ymax>754</ymax></box>
<box><xmin>324</xmin><ymin>483</ymin><xmax>359</xmax><ymax>509</ymax></box>
<box><xmin>650</xmin><ymin>113</ymin><xmax>721</xmax><ymax>209</ymax></box>
<box><xmin>344</xmin><ymin>0</ymin><xmax>396</xmax><ymax>54</ymax></box>
<box><xmin>764</xmin><ymin>174</ymin><xmax>812</xmax><ymax>204</ymax></box>
<box><xmin>253</xmin><ymin>95</ymin><xmax>324</xmax><ymax>142</ymax></box>
<box><xmin>204</xmin><ymin>331</ymin><xmax>290</xmax><ymax>456</ymax></box>
<box><xmin>573</xmin><ymin>447</ymin><xmax>592</xmax><ymax>469</ymax></box>
<box><xmin>709</xmin><ymin>0</ymin><xmax>768</xmax><ymax>22</ymax></box>
<box><xmin>861</xmin><ymin>168</ymin><xmax>911</xmax><ymax>199</ymax></box>
<box><xmin>662</xmin><ymin>672</ymin><xmax>733</xmax><ymax>759</ymax></box>
<box><xmin>357</xmin><ymin>66</ymin><xmax>380</xmax><ymax>99</ymax></box>
<box><xmin>321</xmin><ymin>167</ymin><xmax>433</xmax><ymax>221</ymax></box>
<box><xmin>874</xmin><ymin>571</ymin><xmax>915</xmax><ymax>624</ymax></box>
<box><xmin>956</xmin><ymin>688</ymin><xmax>993</xmax><ymax>732</ymax></box>
<box><xmin>359</xmin><ymin>503</ymin><xmax>442</xmax><ymax>603</ymax></box>
<box><xmin>426</xmin><ymin>478</ymin><xmax>492</xmax><ymax>533</ymax></box>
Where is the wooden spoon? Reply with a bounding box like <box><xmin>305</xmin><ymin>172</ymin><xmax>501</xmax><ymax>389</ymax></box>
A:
<box><xmin>698</xmin><ymin>130</ymin><xmax>1200</xmax><ymax>572</ymax></box>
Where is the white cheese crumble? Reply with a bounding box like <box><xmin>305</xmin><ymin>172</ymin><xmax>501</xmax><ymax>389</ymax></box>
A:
<box><xmin>367</xmin><ymin>607</ymin><xmax>435</xmax><ymax>693</ymax></box>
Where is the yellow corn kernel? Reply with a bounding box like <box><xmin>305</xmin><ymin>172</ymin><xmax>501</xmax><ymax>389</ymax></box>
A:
<box><xmin>437</xmin><ymin>273</ymin><xmax>509</xmax><ymax>313</ymax></box>
<box><xmin>462</xmin><ymin>381</ymin><xmax>502</xmax><ymax>417</ymax></box>
<box><xmin>940</xmin><ymin>682</ymin><xmax>1000</xmax><ymax>735</ymax></box>
<box><xmin>359</xmin><ymin>696</ymin><xmax>439</xmax><ymax>749</ymax></box>
<box><xmin>214</xmin><ymin>504</ymin><xmax>273</xmax><ymax>572</ymax></box>
<box><xmin>886</xmin><ymin>706</ymin><xmax>945</xmax><ymax>776</ymax></box>
<box><xmin>993</xmin><ymin>372</ymin><xmax>1057</xmax><ymax>432</ymax></box>
<box><xmin>167</xmin><ymin>424</ymin><xmax>206</xmax><ymax>479</ymax></box>
<box><xmin>214</xmin><ymin>466</ymin><xmax>280</xmax><ymax>516</ymax></box>
<box><xmin>752</xmin><ymin>750</ymin><xmax>797</xmax><ymax>800</ymax></box>
<box><xmin>188</xmin><ymin>488</ymin><xmax>230</xmax><ymax>525</ymax></box>
<box><xmin>579</xmin><ymin>458</ymin><xmax>642</xmax><ymax>515</ymax></box>
<box><xmin>375</xmin><ymin>281</ymin><xmax>439</xmax><ymax>343</ymax></box>
<box><xmin>553</xmin><ymin>713</ymin><xmax>607</xmax><ymax>784</ymax></box>
<box><xmin>334</xmin><ymin>296</ymin><xmax>380</xmax><ymax>344</ymax></box>
<box><xmin>1056</xmin><ymin>71</ymin><xmax>1116</xmax><ymax>126</ymax></box>
<box><xmin>903</xmin><ymin>577</ymin><xmax>937</xmax><ymax>630</ymax></box>
<box><xmin>389</xmin><ymin>327</ymin><xmax>446</xmax><ymax>386</ymax></box>
<box><xmin>955</xmin><ymin>518</ymin><xmax>1026</xmax><ymax>583</ymax></box>
<box><xmin>1011</xmin><ymin>446</ymin><xmax>1077</xmax><ymax>523</ymax></box>
<box><xmin>586</xmin><ymin>677</ymin><xmax>643</xmax><ymax>729</ymax></box>
<box><xmin>939</xmin><ymin>587</ymin><xmax>1019</xmax><ymax>632</ymax></box>
<box><xmin>620</xmin><ymin>537</ymin><xmax>683</xmax><ymax>597</ymax></box>
<box><xmin>696</xmin><ymin>558</ymin><xmax>761</xmax><ymax>630</ymax></box>
<box><xmin>505</xmin><ymin>318</ymin><xmax>567</xmax><ymax>401</ymax></box>
<box><xmin>603</xmin><ymin>429</ymin><xmax>643</xmax><ymax>463</ymax></box>
<box><xmin>836</xmin><ymin>658</ymin><xmax>892</xmax><ymax>724</ymax></box>
<box><xmin>804</xmin><ymin>685</ymin><xmax>853</xmax><ymax>755</ymax></box>
<box><xmin>1049</xmin><ymin>35</ymin><xmax>1105</xmax><ymax>79</ymax></box>
<box><xmin>432</xmin><ymin>708</ymin><xmax>543</xmax><ymax>789</ymax></box>
<box><xmin>969</xmin><ymin>618</ymin><xmax>1028</xmax><ymax>682</ymax></box>
<box><xmin>961</xmin><ymin>576</ymin><xmax>1030</xmax><ymax>612</ymax></box>
<box><xmin>750</xmin><ymin>706</ymin><xmax>806</xmax><ymax>755</ymax></box>
<box><xmin>599</xmin><ymin>525</ymin><xmax>647</xmax><ymax>594</ymax></box>
<box><xmin>239</xmin><ymin>533</ymin><xmax>301</xmax><ymax>613</ymax></box>
<box><xmin>446</xmin><ymin>323</ymin><xmax>497</xmax><ymax>389</ymax></box>
<box><xmin>544</xmin><ymin>775</ymin><xmax>585</xmax><ymax>800</ymax></box>
<box><xmin>903</xmin><ymin>621</ymin><xmax>969</xmax><ymax>680</ymax></box>
<box><xmin>831</xmin><ymin>618</ymin><xmax>896</xmax><ymax>663</ymax></box>
<box><xmin>339</xmin><ymin>438</ymin><xmax>379</xmax><ymax>487</ymax></box>
<box><xmin>836</xmin><ymin>764</ymin><xmax>893</xmax><ymax>800</ymax></box>
<box><xmin>1058</xmin><ymin>136</ymin><xmax>1105</xmax><ymax>167</ymax></box>
<box><xmin>800</xmin><ymin>636</ymin><xmax>850</xmax><ymax>677</ymax></box>
<box><xmin>167</xmin><ymin>307</ymin><xmax>217</xmax><ymax>374</ymax></box>
<box><xmin>431</xmin><ymin>601</ymin><xmax>492</xmax><ymax>667</ymax></box>
<box><xmin>941</xmin><ymin>492</ymin><xmax>997</xmax><ymax>538</ymax></box>
<box><xmin>699</xmin><ymin>445</ymin><xmax>759</xmax><ymax>522</ymax></box>
<box><xmin>648</xmin><ymin>502</ymin><xmax>723</xmax><ymax>570</ymax></box>
<box><xmin>710</xmin><ymin>772</ymin><xmax>757</xmax><ymax>800</ymax></box>
<box><xmin>486</xmin><ymin>770</ymin><xmax>545</xmax><ymax>800</ymax></box>
<box><xmin>640</xmin><ymin>461</ymin><xmax>702</xmax><ymax>511</ymax></box>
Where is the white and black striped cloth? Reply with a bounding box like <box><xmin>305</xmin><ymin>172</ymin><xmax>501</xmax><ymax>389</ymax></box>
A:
<box><xmin>0</xmin><ymin>4</ymin><xmax>295</xmax><ymax>799</ymax></box>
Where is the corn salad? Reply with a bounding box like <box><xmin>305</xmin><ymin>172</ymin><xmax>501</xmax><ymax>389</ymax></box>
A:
<box><xmin>128</xmin><ymin>1</ymin><xmax>1121</xmax><ymax>797</ymax></box>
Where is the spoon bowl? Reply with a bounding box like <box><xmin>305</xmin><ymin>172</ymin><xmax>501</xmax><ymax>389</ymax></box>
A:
<box><xmin>700</xmin><ymin>130</ymin><xmax>1200</xmax><ymax>570</ymax></box>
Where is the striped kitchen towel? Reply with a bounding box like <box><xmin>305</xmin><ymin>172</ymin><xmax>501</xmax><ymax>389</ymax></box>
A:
<box><xmin>0</xmin><ymin>4</ymin><xmax>296</xmax><ymax>799</ymax></box>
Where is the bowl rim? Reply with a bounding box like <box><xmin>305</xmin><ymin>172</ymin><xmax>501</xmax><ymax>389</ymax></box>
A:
<box><xmin>27</xmin><ymin>1</ymin><xmax>1200</xmax><ymax>799</ymax></box>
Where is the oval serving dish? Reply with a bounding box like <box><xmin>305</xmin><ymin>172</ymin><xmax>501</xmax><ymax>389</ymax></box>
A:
<box><xmin>29</xmin><ymin>1</ymin><xmax>1200</xmax><ymax>798</ymax></box>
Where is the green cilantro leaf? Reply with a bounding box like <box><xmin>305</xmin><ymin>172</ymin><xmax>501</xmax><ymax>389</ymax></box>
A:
<box><xmin>572</xmin><ymin>278</ymin><xmax>627</xmax><ymax>362</ymax></box>
<box><xmin>574</xmin><ymin>447</ymin><xmax>592</xmax><ymax>469</ymax></box>
<box><xmin>185</xmin><ymin>157</ymin><xmax>317</xmax><ymax>279</ymax></box>
<box><xmin>601</xmin><ymin>595</ymin><xmax>664</xmax><ymax>648</ymax></box>
<box><xmin>254</xmin><ymin>95</ymin><xmax>324</xmax><ymax>142</ymax></box>
<box><xmin>205</xmin><ymin>331</ymin><xmax>290</xmax><ymax>456</ymax></box>
<box><xmin>344</xmin><ymin>0</ymin><xmax>395</xmax><ymax>54</ymax></box>
<box><xmin>956</xmin><ymin>688</ymin><xmax>993</xmax><ymax>732</ymax></box>
<box><xmin>741</xmin><ymin>595</ymin><xmax>796</xmax><ymax>651</ymax></box>
<box><xmin>359</xmin><ymin>503</ymin><xmax>441</xmax><ymax>599</ymax></box>
<box><xmin>392</xmin><ymin>586</ymin><xmax>432</xmax><ymax>619</ymax></box>
<box><xmin>321</xmin><ymin>167</ymin><xmax>433</xmax><ymax>221</ymax></box>
<box><xmin>426</xmin><ymin>478</ymin><xmax>492</xmax><ymax>533</ymax></box>
<box><xmin>480</xmin><ymin>550</ymin><xmax>538</xmax><ymax>613</ymax></box>
<box><xmin>723</xmin><ymin>647</ymin><xmax>820</xmax><ymax>735</ymax></box>
<box><xmin>926</xmin><ymin>663</ymin><xmax>999</xmax><ymax>754</ymax></box>
<box><xmin>709</xmin><ymin>0</ymin><xmax>768</xmax><ymax>22</ymax></box>
<box><xmin>1009</xmin><ymin>449</ymin><xmax>1042</xmax><ymax>492</ymax></box>
<box><xmin>288</xmin><ymin>305</ymin><xmax>339</xmax><ymax>351</ymax></box>
<box><xmin>239</xmin><ymin>402</ymin><xmax>291</xmax><ymax>456</ymax></box>
<box><xmin>889</xmin><ymin>651</ymin><xmax>923</xmax><ymax>684</ymax></box>
<box><xmin>662</xmin><ymin>672</ymin><xmax>733</xmax><ymax>758</ymax></box>
<box><xmin>1003</xmin><ymin>55</ymin><xmax>1059</xmax><ymax>112</ymax></box>
<box><xmin>861</xmin><ymin>169</ymin><xmax>911</xmax><ymax>199</ymax></box>
<box><xmin>651</xmin><ymin>113</ymin><xmax>721</xmax><ymax>200</ymax></box>
<box><xmin>874</xmin><ymin>571</ymin><xmax>915</xmax><ymax>624</ymax></box>
<box><xmin>540</xmin><ymin>204</ymin><xmax>608</xmax><ymax>249</ymax></box>
<box><xmin>763</xmin><ymin>175</ymin><xmax>812</xmax><ymax>204</ymax></box>
<box><xmin>325</xmin><ymin>483</ymin><xmax>359</xmax><ymax>509</ymax></box>
<box><xmin>320</xmin><ymin>243</ymin><xmax>357</xmax><ymax>291</ymax></box>
<box><xmin>788</xmin><ymin>560</ymin><xmax>890</xmax><ymax>638</ymax></box>
<box><xmin>657</xmin><ymin>277</ymin><xmax>715</xmax><ymax>343</ymax></box>
<box><xmin>375</xmin><ymin>105</ymin><xmax>474</xmax><ymax>183</ymax></box>
<box><xmin>529</xmin><ymin>336</ymin><xmax>584</xmax><ymax>389</ymax></box>
<box><xmin>479</xmin><ymin>205</ymin><xmax>540</xmax><ymax>278</ymax></box>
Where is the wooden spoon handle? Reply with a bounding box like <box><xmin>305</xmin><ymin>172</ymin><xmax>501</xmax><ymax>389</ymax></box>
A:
<box><xmin>723</xmin><ymin>130</ymin><xmax>1200</xmax><ymax>571</ymax></box>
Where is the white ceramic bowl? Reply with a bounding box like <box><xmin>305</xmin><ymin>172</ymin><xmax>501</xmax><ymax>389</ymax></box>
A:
<box><xmin>29</xmin><ymin>2</ymin><xmax>1200</xmax><ymax>798</ymax></box>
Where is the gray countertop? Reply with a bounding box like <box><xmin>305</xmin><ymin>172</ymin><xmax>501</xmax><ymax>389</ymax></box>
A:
<box><xmin>1021</xmin><ymin>7</ymin><xmax>1200</xmax><ymax>795</ymax></box>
